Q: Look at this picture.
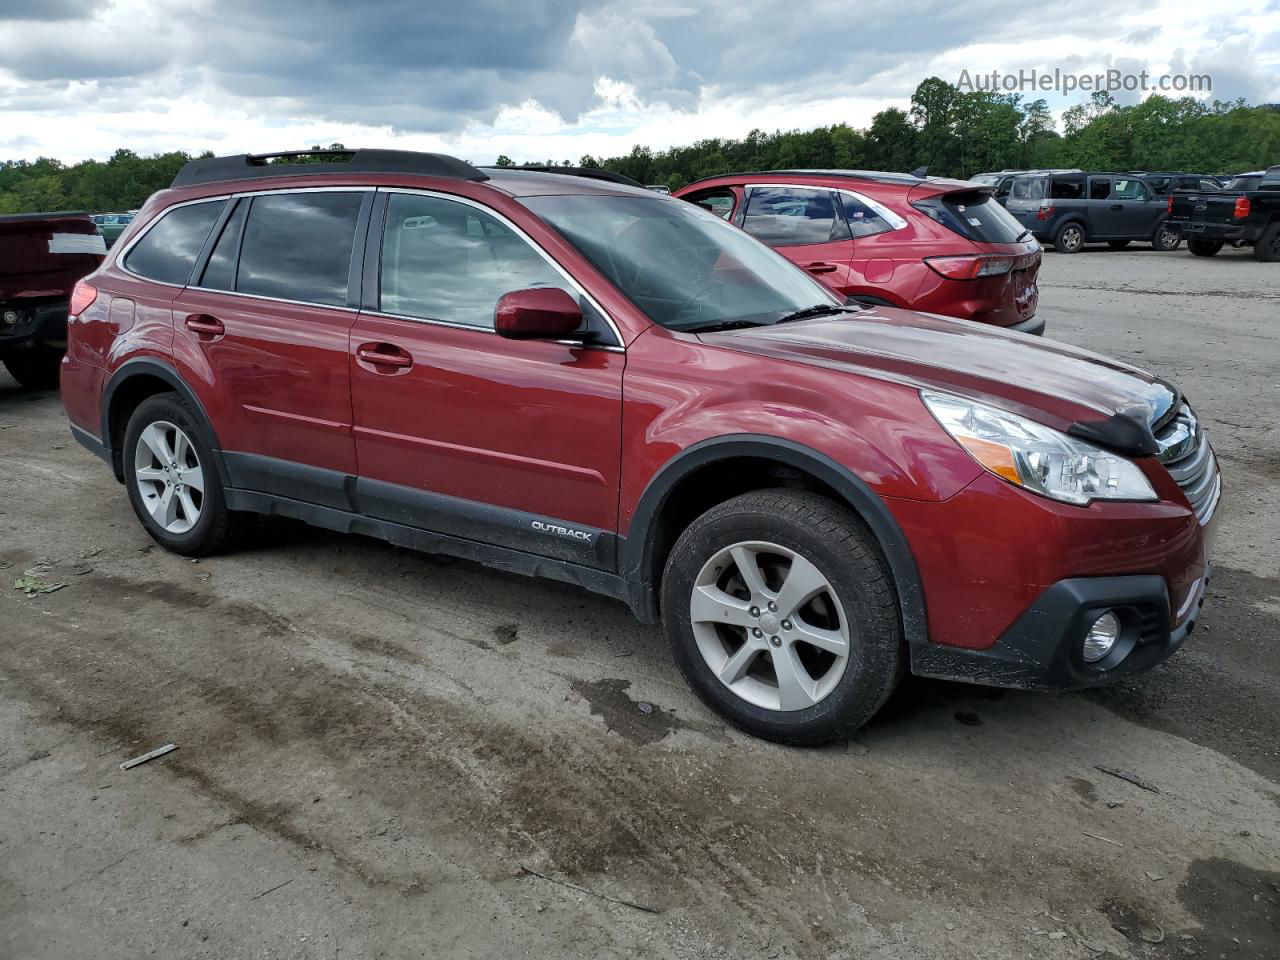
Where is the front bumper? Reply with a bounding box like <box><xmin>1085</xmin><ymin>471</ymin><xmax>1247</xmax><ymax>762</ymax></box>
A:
<box><xmin>910</xmin><ymin>571</ymin><xmax>1207</xmax><ymax>690</ymax></box>
<box><xmin>0</xmin><ymin>298</ymin><xmax>69</xmax><ymax>351</ymax></box>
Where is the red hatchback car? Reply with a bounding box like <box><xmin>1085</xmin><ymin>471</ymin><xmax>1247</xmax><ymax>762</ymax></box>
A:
<box><xmin>62</xmin><ymin>150</ymin><xmax>1217</xmax><ymax>744</ymax></box>
<box><xmin>674</xmin><ymin>170</ymin><xmax>1044</xmax><ymax>334</ymax></box>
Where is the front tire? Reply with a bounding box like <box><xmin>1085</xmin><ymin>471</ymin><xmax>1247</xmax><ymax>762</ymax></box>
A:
<box><xmin>1187</xmin><ymin>238</ymin><xmax>1224</xmax><ymax>257</ymax></box>
<box><xmin>661</xmin><ymin>490</ymin><xmax>903</xmax><ymax>745</ymax></box>
<box><xmin>123</xmin><ymin>393</ymin><xmax>240</xmax><ymax>556</ymax></box>
<box><xmin>2</xmin><ymin>345</ymin><xmax>62</xmax><ymax>390</ymax></box>
<box><xmin>1053</xmin><ymin>221</ymin><xmax>1085</xmax><ymax>254</ymax></box>
<box><xmin>1254</xmin><ymin>223</ymin><xmax>1280</xmax><ymax>263</ymax></box>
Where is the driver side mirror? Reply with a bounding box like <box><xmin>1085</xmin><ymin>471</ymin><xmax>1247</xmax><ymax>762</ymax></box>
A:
<box><xmin>494</xmin><ymin>288</ymin><xmax>585</xmax><ymax>340</ymax></box>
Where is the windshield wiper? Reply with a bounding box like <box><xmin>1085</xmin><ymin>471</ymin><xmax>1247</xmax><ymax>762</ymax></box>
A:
<box><xmin>775</xmin><ymin>304</ymin><xmax>855</xmax><ymax>324</ymax></box>
<box><xmin>682</xmin><ymin>318</ymin><xmax>775</xmax><ymax>333</ymax></box>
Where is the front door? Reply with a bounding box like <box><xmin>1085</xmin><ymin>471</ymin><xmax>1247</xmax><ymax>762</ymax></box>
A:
<box><xmin>348</xmin><ymin>190</ymin><xmax>624</xmax><ymax>569</ymax></box>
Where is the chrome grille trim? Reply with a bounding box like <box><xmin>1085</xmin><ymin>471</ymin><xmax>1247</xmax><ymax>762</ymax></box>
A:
<box><xmin>1153</xmin><ymin>404</ymin><xmax>1220</xmax><ymax>525</ymax></box>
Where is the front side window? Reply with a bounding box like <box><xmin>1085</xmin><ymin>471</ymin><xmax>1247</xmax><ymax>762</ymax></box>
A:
<box><xmin>742</xmin><ymin>187</ymin><xmax>847</xmax><ymax>246</ymax></box>
<box><xmin>124</xmin><ymin>200</ymin><xmax>226</xmax><ymax>285</ymax></box>
<box><xmin>1113</xmin><ymin>178</ymin><xmax>1148</xmax><ymax>201</ymax></box>
<box><xmin>236</xmin><ymin>192</ymin><xmax>363</xmax><ymax>306</ymax></box>
<box><xmin>380</xmin><ymin>193</ymin><xmax>573</xmax><ymax>328</ymax></box>
<box><xmin>523</xmin><ymin>193</ymin><xmax>839</xmax><ymax>332</ymax></box>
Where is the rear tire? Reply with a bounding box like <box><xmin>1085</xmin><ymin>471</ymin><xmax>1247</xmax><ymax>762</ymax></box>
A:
<box><xmin>1254</xmin><ymin>223</ymin><xmax>1280</xmax><ymax>263</ymax></box>
<box><xmin>2</xmin><ymin>345</ymin><xmax>62</xmax><ymax>390</ymax></box>
<box><xmin>122</xmin><ymin>392</ymin><xmax>241</xmax><ymax>556</ymax></box>
<box><xmin>1151</xmin><ymin>223</ymin><xmax>1182</xmax><ymax>251</ymax></box>
<box><xmin>1187</xmin><ymin>238</ymin><xmax>1224</xmax><ymax>257</ymax></box>
<box><xmin>1107</xmin><ymin>240</ymin><xmax>1131</xmax><ymax>250</ymax></box>
<box><xmin>660</xmin><ymin>490</ymin><xmax>903</xmax><ymax>745</ymax></box>
<box><xmin>1053</xmin><ymin>222</ymin><xmax>1085</xmax><ymax>254</ymax></box>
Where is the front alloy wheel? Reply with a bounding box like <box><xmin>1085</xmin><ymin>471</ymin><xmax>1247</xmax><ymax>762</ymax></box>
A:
<box><xmin>691</xmin><ymin>541</ymin><xmax>850</xmax><ymax>711</ymax></box>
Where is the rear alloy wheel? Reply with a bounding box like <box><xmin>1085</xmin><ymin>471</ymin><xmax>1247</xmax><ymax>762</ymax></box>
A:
<box><xmin>1152</xmin><ymin>224</ymin><xmax>1182</xmax><ymax>251</ymax></box>
<box><xmin>123</xmin><ymin>393</ymin><xmax>240</xmax><ymax>555</ymax></box>
<box><xmin>1053</xmin><ymin>222</ymin><xmax>1085</xmax><ymax>254</ymax></box>
<box><xmin>1254</xmin><ymin>223</ymin><xmax>1280</xmax><ymax>263</ymax></box>
<box><xmin>661</xmin><ymin>490</ymin><xmax>903</xmax><ymax>745</ymax></box>
<box><xmin>1187</xmin><ymin>238</ymin><xmax>1224</xmax><ymax>257</ymax></box>
<box><xmin>2</xmin><ymin>345</ymin><xmax>62</xmax><ymax>390</ymax></box>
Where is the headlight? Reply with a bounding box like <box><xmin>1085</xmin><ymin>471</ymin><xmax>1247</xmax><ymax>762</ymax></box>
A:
<box><xmin>922</xmin><ymin>391</ymin><xmax>1157</xmax><ymax>506</ymax></box>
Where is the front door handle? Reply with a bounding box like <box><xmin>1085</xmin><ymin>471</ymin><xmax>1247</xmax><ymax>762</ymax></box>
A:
<box><xmin>805</xmin><ymin>262</ymin><xmax>838</xmax><ymax>274</ymax></box>
<box><xmin>1110</xmin><ymin>204</ymin><xmax>1124</xmax><ymax>210</ymax></box>
<box><xmin>356</xmin><ymin>342</ymin><xmax>414</xmax><ymax>371</ymax></box>
<box><xmin>184</xmin><ymin>314</ymin><xmax>224</xmax><ymax>340</ymax></box>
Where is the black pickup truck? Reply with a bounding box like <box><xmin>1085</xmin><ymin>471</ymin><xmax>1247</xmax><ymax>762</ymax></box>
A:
<box><xmin>1166</xmin><ymin>166</ymin><xmax>1280</xmax><ymax>261</ymax></box>
<box><xmin>0</xmin><ymin>211</ymin><xmax>106</xmax><ymax>389</ymax></box>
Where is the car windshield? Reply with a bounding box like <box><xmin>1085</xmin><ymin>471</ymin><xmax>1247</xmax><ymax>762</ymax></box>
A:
<box><xmin>969</xmin><ymin>174</ymin><xmax>1002</xmax><ymax>185</ymax></box>
<box><xmin>521</xmin><ymin>194</ymin><xmax>840</xmax><ymax>332</ymax></box>
<box><xmin>1223</xmin><ymin>176</ymin><xmax>1262</xmax><ymax>191</ymax></box>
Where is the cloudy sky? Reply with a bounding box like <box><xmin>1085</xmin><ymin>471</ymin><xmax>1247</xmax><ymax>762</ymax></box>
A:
<box><xmin>2</xmin><ymin>0</ymin><xmax>1278</xmax><ymax>165</ymax></box>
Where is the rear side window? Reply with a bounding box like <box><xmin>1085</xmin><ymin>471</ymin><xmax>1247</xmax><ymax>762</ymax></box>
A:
<box><xmin>742</xmin><ymin>187</ymin><xmax>848</xmax><ymax>245</ymax></box>
<box><xmin>913</xmin><ymin>191</ymin><xmax>1028</xmax><ymax>243</ymax></box>
<box><xmin>236</xmin><ymin>192</ymin><xmax>364</xmax><ymax>306</ymax></box>
<box><xmin>1009</xmin><ymin>177</ymin><xmax>1045</xmax><ymax>201</ymax></box>
<box><xmin>1089</xmin><ymin>178</ymin><xmax>1112</xmax><ymax>200</ymax></box>
<box><xmin>1049</xmin><ymin>177</ymin><xmax>1084</xmax><ymax>200</ymax></box>
<box><xmin>124</xmin><ymin>200</ymin><xmax>226</xmax><ymax>285</ymax></box>
<box><xmin>199</xmin><ymin>200</ymin><xmax>247</xmax><ymax>291</ymax></box>
<box><xmin>379</xmin><ymin>193</ymin><xmax>573</xmax><ymax>329</ymax></box>
<box><xmin>837</xmin><ymin>193</ymin><xmax>895</xmax><ymax>238</ymax></box>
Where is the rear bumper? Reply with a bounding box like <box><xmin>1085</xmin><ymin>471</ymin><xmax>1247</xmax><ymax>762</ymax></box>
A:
<box><xmin>0</xmin><ymin>298</ymin><xmax>69</xmax><ymax>351</ymax></box>
<box><xmin>1171</xmin><ymin>221</ymin><xmax>1257</xmax><ymax>242</ymax></box>
<box><xmin>910</xmin><ymin>571</ymin><xmax>1207</xmax><ymax>690</ymax></box>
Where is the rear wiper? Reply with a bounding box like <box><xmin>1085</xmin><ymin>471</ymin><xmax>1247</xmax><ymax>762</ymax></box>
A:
<box><xmin>682</xmin><ymin>318</ymin><xmax>774</xmax><ymax>333</ymax></box>
<box><xmin>1015</xmin><ymin>229</ymin><xmax>1034</xmax><ymax>242</ymax></box>
<box><xmin>776</xmin><ymin>304</ymin><xmax>855</xmax><ymax>324</ymax></box>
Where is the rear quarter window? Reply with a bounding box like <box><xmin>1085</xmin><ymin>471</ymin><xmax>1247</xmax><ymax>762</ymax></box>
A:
<box><xmin>123</xmin><ymin>200</ymin><xmax>226</xmax><ymax>285</ymax></box>
<box><xmin>1009</xmin><ymin>177</ymin><xmax>1045</xmax><ymax>201</ymax></box>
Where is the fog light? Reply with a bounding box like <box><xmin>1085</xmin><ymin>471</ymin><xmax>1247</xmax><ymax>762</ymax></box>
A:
<box><xmin>1083</xmin><ymin>611</ymin><xmax>1121</xmax><ymax>663</ymax></box>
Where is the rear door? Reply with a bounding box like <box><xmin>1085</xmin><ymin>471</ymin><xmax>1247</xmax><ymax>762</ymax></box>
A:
<box><xmin>1087</xmin><ymin>176</ymin><xmax>1120</xmax><ymax>236</ymax></box>
<box><xmin>171</xmin><ymin>189</ymin><xmax>369</xmax><ymax>496</ymax></box>
<box><xmin>740</xmin><ymin>185</ymin><xmax>853</xmax><ymax>290</ymax></box>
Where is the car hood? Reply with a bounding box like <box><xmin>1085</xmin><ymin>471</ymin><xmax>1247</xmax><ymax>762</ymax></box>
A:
<box><xmin>698</xmin><ymin>307</ymin><xmax>1178</xmax><ymax>455</ymax></box>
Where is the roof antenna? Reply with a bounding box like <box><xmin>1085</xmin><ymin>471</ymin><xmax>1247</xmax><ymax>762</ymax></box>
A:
<box><xmin>909</xmin><ymin>165</ymin><xmax>929</xmax><ymax>178</ymax></box>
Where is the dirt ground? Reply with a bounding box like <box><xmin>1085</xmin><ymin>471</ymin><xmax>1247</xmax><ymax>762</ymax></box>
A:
<box><xmin>1</xmin><ymin>245</ymin><xmax>1277</xmax><ymax>960</ymax></box>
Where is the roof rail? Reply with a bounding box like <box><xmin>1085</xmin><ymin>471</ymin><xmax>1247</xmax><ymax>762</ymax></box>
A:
<box><xmin>170</xmin><ymin>149</ymin><xmax>490</xmax><ymax>188</ymax></box>
<box><xmin>483</xmin><ymin>165</ymin><xmax>645</xmax><ymax>188</ymax></box>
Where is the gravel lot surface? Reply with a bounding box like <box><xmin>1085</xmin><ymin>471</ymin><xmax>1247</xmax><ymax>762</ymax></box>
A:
<box><xmin>1</xmin><ymin>247</ymin><xmax>1277</xmax><ymax>959</ymax></box>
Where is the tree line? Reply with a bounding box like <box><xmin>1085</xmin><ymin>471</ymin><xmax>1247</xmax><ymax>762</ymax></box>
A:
<box><xmin>4</xmin><ymin>78</ymin><xmax>1279</xmax><ymax>214</ymax></box>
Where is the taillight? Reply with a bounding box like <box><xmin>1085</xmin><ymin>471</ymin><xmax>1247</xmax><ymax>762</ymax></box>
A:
<box><xmin>1035</xmin><ymin>202</ymin><xmax>1053</xmax><ymax>222</ymax></box>
<box><xmin>68</xmin><ymin>280</ymin><xmax>97</xmax><ymax>318</ymax></box>
<box><xmin>1167</xmin><ymin>195</ymin><xmax>1174</xmax><ymax>214</ymax></box>
<box><xmin>924</xmin><ymin>255</ymin><xmax>1016</xmax><ymax>280</ymax></box>
<box><xmin>1233</xmin><ymin>196</ymin><xmax>1251</xmax><ymax>219</ymax></box>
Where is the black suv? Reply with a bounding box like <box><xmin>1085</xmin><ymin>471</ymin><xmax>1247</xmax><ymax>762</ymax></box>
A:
<box><xmin>1132</xmin><ymin>172</ymin><xmax>1222</xmax><ymax>196</ymax></box>
<box><xmin>1004</xmin><ymin>172</ymin><xmax>1181</xmax><ymax>253</ymax></box>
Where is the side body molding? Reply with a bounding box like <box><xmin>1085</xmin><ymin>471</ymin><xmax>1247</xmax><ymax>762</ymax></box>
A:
<box><xmin>621</xmin><ymin>435</ymin><xmax>929</xmax><ymax>645</ymax></box>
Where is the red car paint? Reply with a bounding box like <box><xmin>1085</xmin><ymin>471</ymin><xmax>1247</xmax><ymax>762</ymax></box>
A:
<box><xmin>61</xmin><ymin>160</ymin><xmax>1215</xmax><ymax>691</ymax></box>
<box><xmin>674</xmin><ymin>172</ymin><xmax>1042</xmax><ymax>332</ymax></box>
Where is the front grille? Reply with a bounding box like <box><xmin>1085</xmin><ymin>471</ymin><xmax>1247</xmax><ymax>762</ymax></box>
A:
<box><xmin>1153</xmin><ymin>404</ymin><xmax>1221</xmax><ymax>525</ymax></box>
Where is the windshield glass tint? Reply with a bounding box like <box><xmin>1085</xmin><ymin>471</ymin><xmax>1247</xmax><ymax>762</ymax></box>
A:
<box><xmin>914</xmin><ymin>191</ymin><xmax>1028</xmax><ymax>243</ymax></box>
<box><xmin>521</xmin><ymin>194</ymin><xmax>837</xmax><ymax>331</ymax></box>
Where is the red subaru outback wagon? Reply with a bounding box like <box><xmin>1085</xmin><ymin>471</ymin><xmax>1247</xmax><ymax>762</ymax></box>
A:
<box><xmin>62</xmin><ymin>150</ymin><xmax>1218</xmax><ymax>744</ymax></box>
<box><xmin>674</xmin><ymin>170</ymin><xmax>1043</xmax><ymax>334</ymax></box>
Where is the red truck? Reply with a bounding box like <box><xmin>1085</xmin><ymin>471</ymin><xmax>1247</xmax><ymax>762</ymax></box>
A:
<box><xmin>0</xmin><ymin>211</ymin><xmax>106</xmax><ymax>389</ymax></box>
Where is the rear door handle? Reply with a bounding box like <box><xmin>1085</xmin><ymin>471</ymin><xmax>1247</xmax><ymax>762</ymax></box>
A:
<box><xmin>184</xmin><ymin>314</ymin><xmax>224</xmax><ymax>340</ymax></box>
<box><xmin>805</xmin><ymin>262</ymin><xmax>838</xmax><ymax>274</ymax></box>
<box><xmin>356</xmin><ymin>342</ymin><xmax>414</xmax><ymax>371</ymax></box>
